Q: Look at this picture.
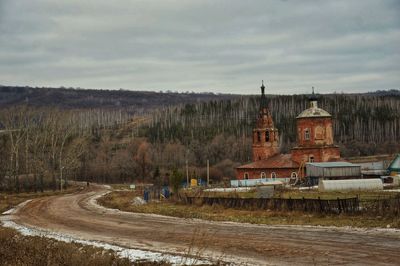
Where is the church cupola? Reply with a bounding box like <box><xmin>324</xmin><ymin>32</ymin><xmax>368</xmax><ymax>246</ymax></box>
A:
<box><xmin>291</xmin><ymin>87</ymin><xmax>340</xmax><ymax>164</ymax></box>
<box><xmin>252</xmin><ymin>81</ymin><xmax>280</xmax><ymax>162</ymax></box>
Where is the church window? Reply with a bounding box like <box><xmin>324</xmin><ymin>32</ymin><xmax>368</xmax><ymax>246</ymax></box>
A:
<box><xmin>304</xmin><ymin>129</ymin><xmax>310</xmax><ymax>140</ymax></box>
<box><xmin>261</xmin><ymin>172</ymin><xmax>266</xmax><ymax>179</ymax></box>
<box><xmin>271</xmin><ymin>172</ymin><xmax>277</xmax><ymax>179</ymax></box>
<box><xmin>265</xmin><ymin>130</ymin><xmax>270</xmax><ymax>142</ymax></box>
<box><xmin>244</xmin><ymin>173</ymin><xmax>249</xmax><ymax>179</ymax></box>
<box><xmin>257</xmin><ymin>131</ymin><xmax>261</xmax><ymax>142</ymax></box>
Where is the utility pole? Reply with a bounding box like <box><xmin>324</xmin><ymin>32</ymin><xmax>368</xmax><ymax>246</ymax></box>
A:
<box><xmin>186</xmin><ymin>159</ymin><xmax>189</xmax><ymax>188</ymax></box>
<box><xmin>60</xmin><ymin>166</ymin><xmax>64</xmax><ymax>191</ymax></box>
<box><xmin>207</xmin><ymin>159</ymin><xmax>210</xmax><ymax>187</ymax></box>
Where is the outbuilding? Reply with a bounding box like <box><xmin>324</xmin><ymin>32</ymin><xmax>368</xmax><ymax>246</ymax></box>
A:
<box><xmin>306</xmin><ymin>162</ymin><xmax>361</xmax><ymax>185</ymax></box>
<box><xmin>388</xmin><ymin>154</ymin><xmax>400</xmax><ymax>175</ymax></box>
<box><xmin>319</xmin><ymin>179</ymin><xmax>383</xmax><ymax>192</ymax></box>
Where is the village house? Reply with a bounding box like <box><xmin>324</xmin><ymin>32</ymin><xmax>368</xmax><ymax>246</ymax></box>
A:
<box><xmin>236</xmin><ymin>82</ymin><xmax>341</xmax><ymax>180</ymax></box>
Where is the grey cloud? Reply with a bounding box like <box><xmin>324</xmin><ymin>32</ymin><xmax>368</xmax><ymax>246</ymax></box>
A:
<box><xmin>0</xmin><ymin>0</ymin><xmax>399</xmax><ymax>94</ymax></box>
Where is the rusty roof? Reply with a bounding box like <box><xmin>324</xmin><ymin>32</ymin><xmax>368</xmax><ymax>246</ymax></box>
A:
<box><xmin>237</xmin><ymin>154</ymin><xmax>299</xmax><ymax>169</ymax></box>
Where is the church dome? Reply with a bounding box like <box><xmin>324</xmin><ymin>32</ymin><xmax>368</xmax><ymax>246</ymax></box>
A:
<box><xmin>297</xmin><ymin>88</ymin><xmax>331</xmax><ymax>118</ymax></box>
<box><xmin>296</xmin><ymin>101</ymin><xmax>331</xmax><ymax>118</ymax></box>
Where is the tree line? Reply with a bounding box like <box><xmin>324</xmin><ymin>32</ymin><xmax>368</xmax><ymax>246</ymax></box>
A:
<box><xmin>145</xmin><ymin>93</ymin><xmax>400</xmax><ymax>157</ymax></box>
<box><xmin>1</xmin><ymin>92</ymin><xmax>399</xmax><ymax>192</ymax></box>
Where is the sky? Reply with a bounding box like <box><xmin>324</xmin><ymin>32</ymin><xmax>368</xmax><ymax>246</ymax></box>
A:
<box><xmin>0</xmin><ymin>1</ymin><xmax>399</xmax><ymax>95</ymax></box>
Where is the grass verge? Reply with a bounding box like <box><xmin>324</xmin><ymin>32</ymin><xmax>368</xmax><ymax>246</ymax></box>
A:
<box><xmin>98</xmin><ymin>190</ymin><xmax>400</xmax><ymax>228</ymax></box>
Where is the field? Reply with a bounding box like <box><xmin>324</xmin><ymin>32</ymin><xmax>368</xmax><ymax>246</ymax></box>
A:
<box><xmin>98</xmin><ymin>189</ymin><xmax>400</xmax><ymax>228</ymax></box>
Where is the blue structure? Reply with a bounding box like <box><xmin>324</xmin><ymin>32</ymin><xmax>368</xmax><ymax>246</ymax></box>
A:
<box><xmin>143</xmin><ymin>190</ymin><xmax>149</xmax><ymax>202</ymax></box>
<box><xmin>161</xmin><ymin>186</ymin><xmax>170</xmax><ymax>198</ymax></box>
<box><xmin>388</xmin><ymin>154</ymin><xmax>400</xmax><ymax>174</ymax></box>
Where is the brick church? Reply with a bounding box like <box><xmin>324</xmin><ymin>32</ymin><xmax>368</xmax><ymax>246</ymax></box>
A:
<box><xmin>236</xmin><ymin>82</ymin><xmax>341</xmax><ymax>180</ymax></box>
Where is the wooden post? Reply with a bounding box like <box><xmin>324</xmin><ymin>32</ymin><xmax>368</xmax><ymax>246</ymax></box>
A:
<box><xmin>207</xmin><ymin>159</ymin><xmax>210</xmax><ymax>187</ymax></box>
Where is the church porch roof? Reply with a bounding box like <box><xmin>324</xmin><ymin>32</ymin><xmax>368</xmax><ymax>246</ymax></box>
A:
<box><xmin>237</xmin><ymin>154</ymin><xmax>299</xmax><ymax>169</ymax></box>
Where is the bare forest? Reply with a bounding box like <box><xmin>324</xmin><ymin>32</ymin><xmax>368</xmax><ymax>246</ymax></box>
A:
<box><xmin>1</xmin><ymin>88</ymin><xmax>399</xmax><ymax>192</ymax></box>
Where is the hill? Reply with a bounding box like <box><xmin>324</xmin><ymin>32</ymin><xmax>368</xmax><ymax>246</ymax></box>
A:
<box><xmin>0</xmin><ymin>85</ymin><xmax>238</xmax><ymax>111</ymax></box>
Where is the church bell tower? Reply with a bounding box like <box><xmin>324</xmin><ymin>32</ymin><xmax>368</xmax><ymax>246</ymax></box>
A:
<box><xmin>252</xmin><ymin>81</ymin><xmax>280</xmax><ymax>161</ymax></box>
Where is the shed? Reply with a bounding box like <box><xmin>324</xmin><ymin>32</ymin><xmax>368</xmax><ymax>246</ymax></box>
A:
<box><xmin>306</xmin><ymin>162</ymin><xmax>361</xmax><ymax>179</ymax></box>
<box><xmin>319</xmin><ymin>179</ymin><xmax>383</xmax><ymax>192</ymax></box>
<box><xmin>387</xmin><ymin>154</ymin><xmax>400</xmax><ymax>175</ymax></box>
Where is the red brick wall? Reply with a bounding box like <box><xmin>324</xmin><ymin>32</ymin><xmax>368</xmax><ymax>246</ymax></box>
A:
<box><xmin>236</xmin><ymin>168</ymin><xmax>298</xmax><ymax>180</ymax></box>
<box><xmin>296</xmin><ymin>117</ymin><xmax>334</xmax><ymax>147</ymax></box>
<box><xmin>291</xmin><ymin>116</ymin><xmax>340</xmax><ymax>164</ymax></box>
<box><xmin>291</xmin><ymin>146</ymin><xmax>340</xmax><ymax>164</ymax></box>
<box><xmin>252</xmin><ymin>129</ymin><xmax>279</xmax><ymax>161</ymax></box>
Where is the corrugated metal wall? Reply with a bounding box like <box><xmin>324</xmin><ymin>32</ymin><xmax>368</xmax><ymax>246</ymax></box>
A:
<box><xmin>307</xmin><ymin>164</ymin><xmax>361</xmax><ymax>178</ymax></box>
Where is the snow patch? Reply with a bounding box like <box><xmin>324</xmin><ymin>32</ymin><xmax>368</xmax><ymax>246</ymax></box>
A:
<box><xmin>0</xmin><ymin>219</ymin><xmax>211</xmax><ymax>265</ymax></box>
<box><xmin>203</xmin><ymin>187</ymin><xmax>253</xmax><ymax>192</ymax></box>
<box><xmin>2</xmin><ymin>199</ymin><xmax>32</xmax><ymax>215</ymax></box>
<box><xmin>132</xmin><ymin>196</ymin><xmax>146</xmax><ymax>205</ymax></box>
<box><xmin>0</xmin><ymin>197</ymin><xmax>212</xmax><ymax>265</ymax></box>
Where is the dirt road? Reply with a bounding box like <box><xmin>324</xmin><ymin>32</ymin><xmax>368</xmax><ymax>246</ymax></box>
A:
<box><xmin>5</xmin><ymin>185</ymin><xmax>400</xmax><ymax>265</ymax></box>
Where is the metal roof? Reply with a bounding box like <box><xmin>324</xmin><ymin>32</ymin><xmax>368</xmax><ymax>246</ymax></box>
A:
<box><xmin>306</xmin><ymin>162</ymin><xmax>360</xmax><ymax>168</ymax></box>
<box><xmin>237</xmin><ymin>154</ymin><xmax>299</xmax><ymax>169</ymax></box>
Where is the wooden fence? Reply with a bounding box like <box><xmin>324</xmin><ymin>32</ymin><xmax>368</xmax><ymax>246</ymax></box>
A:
<box><xmin>180</xmin><ymin>195</ymin><xmax>400</xmax><ymax>215</ymax></box>
<box><xmin>180</xmin><ymin>196</ymin><xmax>360</xmax><ymax>214</ymax></box>
<box><xmin>361</xmin><ymin>197</ymin><xmax>400</xmax><ymax>216</ymax></box>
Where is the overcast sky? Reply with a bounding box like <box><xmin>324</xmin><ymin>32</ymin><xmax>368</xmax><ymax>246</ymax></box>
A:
<box><xmin>0</xmin><ymin>1</ymin><xmax>399</xmax><ymax>94</ymax></box>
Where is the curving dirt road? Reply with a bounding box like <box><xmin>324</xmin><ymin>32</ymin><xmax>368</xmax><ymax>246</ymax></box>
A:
<box><xmin>4</xmin><ymin>185</ymin><xmax>400</xmax><ymax>265</ymax></box>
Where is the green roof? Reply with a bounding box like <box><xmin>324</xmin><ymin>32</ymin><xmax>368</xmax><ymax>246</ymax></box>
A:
<box><xmin>388</xmin><ymin>154</ymin><xmax>400</xmax><ymax>172</ymax></box>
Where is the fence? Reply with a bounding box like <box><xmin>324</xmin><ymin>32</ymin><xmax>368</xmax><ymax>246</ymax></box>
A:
<box><xmin>180</xmin><ymin>195</ymin><xmax>400</xmax><ymax>215</ymax></box>
<box><xmin>361</xmin><ymin>197</ymin><xmax>400</xmax><ymax>216</ymax></box>
<box><xmin>180</xmin><ymin>196</ymin><xmax>360</xmax><ymax>214</ymax></box>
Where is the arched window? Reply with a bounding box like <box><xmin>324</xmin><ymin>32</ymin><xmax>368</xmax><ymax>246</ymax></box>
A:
<box><xmin>309</xmin><ymin>155</ymin><xmax>315</xmax><ymax>162</ymax></box>
<box><xmin>261</xmin><ymin>172</ymin><xmax>266</xmax><ymax>179</ymax></box>
<box><xmin>257</xmin><ymin>131</ymin><xmax>261</xmax><ymax>142</ymax></box>
<box><xmin>291</xmin><ymin>172</ymin><xmax>298</xmax><ymax>178</ymax></box>
<box><xmin>265</xmin><ymin>130</ymin><xmax>270</xmax><ymax>142</ymax></box>
<box><xmin>271</xmin><ymin>172</ymin><xmax>277</xmax><ymax>179</ymax></box>
<box><xmin>304</xmin><ymin>128</ymin><xmax>310</xmax><ymax>140</ymax></box>
<box><xmin>244</xmin><ymin>173</ymin><xmax>249</xmax><ymax>180</ymax></box>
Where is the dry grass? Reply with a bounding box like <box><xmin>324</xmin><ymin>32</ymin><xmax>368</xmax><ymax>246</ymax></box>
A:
<box><xmin>277</xmin><ymin>189</ymin><xmax>399</xmax><ymax>200</ymax></box>
<box><xmin>0</xmin><ymin>227</ymin><xmax>132</xmax><ymax>266</ymax></box>
<box><xmin>178</xmin><ymin>187</ymin><xmax>400</xmax><ymax>201</ymax></box>
<box><xmin>99</xmin><ymin>190</ymin><xmax>400</xmax><ymax>228</ymax></box>
<box><xmin>0</xmin><ymin>227</ymin><xmax>172</xmax><ymax>266</ymax></box>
